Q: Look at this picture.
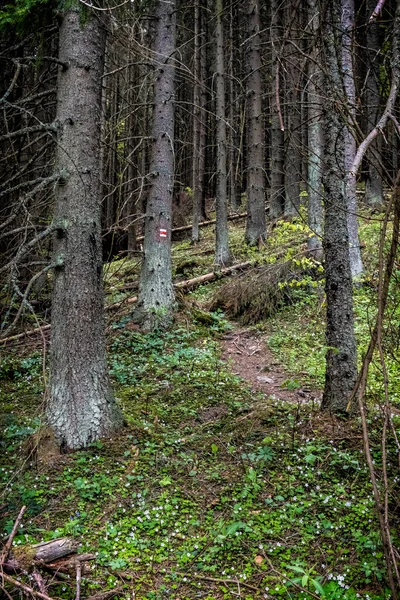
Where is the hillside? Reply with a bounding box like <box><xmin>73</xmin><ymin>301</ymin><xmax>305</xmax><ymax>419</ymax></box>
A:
<box><xmin>0</xmin><ymin>210</ymin><xmax>399</xmax><ymax>600</ymax></box>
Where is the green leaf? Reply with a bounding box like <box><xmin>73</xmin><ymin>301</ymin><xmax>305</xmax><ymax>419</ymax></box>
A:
<box><xmin>312</xmin><ymin>579</ymin><xmax>326</xmax><ymax>596</ymax></box>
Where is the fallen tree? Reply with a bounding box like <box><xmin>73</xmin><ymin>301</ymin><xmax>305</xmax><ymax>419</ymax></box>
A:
<box><xmin>1</xmin><ymin>260</ymin><xmax>254</xmax><ymax>342</ymax></box>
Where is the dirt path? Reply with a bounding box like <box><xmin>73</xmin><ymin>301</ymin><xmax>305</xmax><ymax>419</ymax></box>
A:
<box><xmin>220</xmin><ymin>326</ymin><xmax>320</xmax><ymax>406</ymax></box>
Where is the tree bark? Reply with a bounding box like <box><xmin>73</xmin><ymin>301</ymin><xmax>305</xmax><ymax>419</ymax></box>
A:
<box><xmin>284</xmin><ymin>0</ymin><xmax>301</xmax><ymax>217</ymax></box>
<box><xmin>48</xmin><ymin>9</ymin><xmax>123</xmax><ymax>450</ymax></box>
<box><xmin>269</xmin><ymin>0</ymin><xmax>285</xmax><ymax>219</ymax></box>
<box><xmin>365</xmin><ymin>0</ymin><xmax>384</xmax><ymax>206</ymax></box>
<box><xmin>307</xmin><ymin>0</ymin><xmax>323</xmax><ymax>257</ymax></box>
<box><xmin>342</xmin><ymin>0</ymin><xmax>364</xmax><ymax>278</ymax></box>
<box><xmin>214</xmin><ymin>0</ymin><xmax>232</xmax><ymax>265</ymax></box>
<box><xmin>245</xmin><ymin>0</ymin><xmax>266</xmax><ymax>245</ymax></box>
<box><xmin>135</xmin><ymin>0</ymin><xmax>176</xmax><ymax>329</ymax></box>
<box><xmin>192</xmin><ymin>0</ymin><xmax>202</xmax><ymax>243</ymax></box>
<box><xmin>321</xmin><ymin>1</ymin><xmax>358</xmax><ymax>414</ymax></box>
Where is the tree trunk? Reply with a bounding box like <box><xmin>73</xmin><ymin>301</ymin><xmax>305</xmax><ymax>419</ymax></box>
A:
<box><xmin>48</xmin><ymin>9</ymin><xmax>123</xmax><ymax>450</ymax></box>
<box><xmin>228</xmin><ymin>1</ymin><xmax>242</xmax><ymax>212</ymax></box>
<box><xmin>135</xmin><ymin>0</ymin><xmax>176</xmax><ymax>329</ymax></box>
<box><xmin>342</xmin><ymin>0</ymin><xmax>364</xmax><ymax>278</ymax></box>
<box><xmin>365</xmin><ymin>0</ymin><xmax>384</xmax><ymax>206</ymax></box>
<box><xmin>215</xmin><ymin>0</ymin><xmax>231</xmax><ymax>265</ymax></box>
<box><xmin>284</xmin><ymin>0</ymin><xmax>301</xmax><ymax>217</ymax></box>
<box><xmin>245</xmin><ymin>0</ymin><xmax>266</xmax><ymax>245</ymax></box>
<box><xmin>307</xmin><ymin>0</ymin><xmax>323</xmax><ymax>257</ymax></box>
<box><xmin>269</xmin><ymin>0</ymin><xmax>285</xmax><ymax>219</ymax></box>
<box><xmin>321</xmin><ymin>1</ymin><xmax>358</xmax><ymax>414</ymax></box>
<box><xmin>192</xmin><ymin>0</ymin><xmax>202</xmax><ymax>243</ymax></box>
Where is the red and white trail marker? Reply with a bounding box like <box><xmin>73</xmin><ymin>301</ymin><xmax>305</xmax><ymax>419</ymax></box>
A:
<box><xmin>159</xmin><ymin>228</ymin><xmax>167</xmax><ymax>238</ymax></box>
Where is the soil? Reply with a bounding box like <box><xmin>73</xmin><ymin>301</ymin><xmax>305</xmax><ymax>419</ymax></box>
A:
<box><xmin>220</xmin><ymin>326</ymin><xmax>321</xmax><ymax>407</ymax></box>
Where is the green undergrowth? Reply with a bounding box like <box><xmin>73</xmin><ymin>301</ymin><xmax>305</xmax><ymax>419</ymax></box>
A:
<box><xmin>0</xmin><ymin>314</ymin><xmax>398</xmax><ymax>600</ymax></box>
<box><xmin>1</xmin><ymin>207</ymin><xmax>399</xmax><ymax>599</ymax></box>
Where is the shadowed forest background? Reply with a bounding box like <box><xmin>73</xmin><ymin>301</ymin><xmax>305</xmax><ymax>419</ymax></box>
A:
<box><xmin>1</xmin><ymin>0</ymin><xmax>400</xmax><ymax>598</ymax></box>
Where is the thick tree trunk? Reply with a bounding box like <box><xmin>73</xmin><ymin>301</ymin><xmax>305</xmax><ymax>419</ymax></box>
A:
<box><xmin>307</xmin><ymin>0</ymin><xmax>323</xmax><ymax>257</ymax></box>
<box><xmin>48</xmin><ymin>10</ymin><xmax>123</xmax><ymax>450</ymax></box>
<box><xmin>321</xmin><ymin>2</ymin><xmax>358</xmax><ymax>414</ymax></box>
<box><xmin>365</xmin><ymin>0</ymin><xmax>384</xmax><ymax>206</ymax></box>
<box><xmin>135</xmin><ymin>0</ymin><xmax>176</xmax><ymax>328</ymax></box>
<box><xmin>269</xmin><ymin>0</ymin><xmax>285</xmax><ymax>219</ymax></box>
<box><xmin>215</xmin><ymin>0</ymin><xmax>231</xmax><ymax>265</ymax></box>
<box><xmin>245</xmin><ymin>0</ymin><xmax>266</xmax><ymax>245</ymax></box>
<box><xmin>342</xmin><ymin>0</ymin><xmax>364</xmax><ymax>278</ymax></box>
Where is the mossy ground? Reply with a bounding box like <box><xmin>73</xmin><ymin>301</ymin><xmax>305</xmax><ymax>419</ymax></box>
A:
<box><xmin>0</xmin><ymin>209</ymin><xmax>399</xmax><ymax>600</ymax></box>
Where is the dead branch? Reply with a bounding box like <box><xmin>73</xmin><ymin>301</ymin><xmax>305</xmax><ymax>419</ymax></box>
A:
<box><xmin>0</xmin><ymin>222</ymin><xmax>55</xmax><ymax>276</ymax></box>
<box><xmin>1</xmin><ymin>261</ymin><xmax>253</xmax><ymax>341</ymax></box>
<box><xmin>32</xmin><ymin>569</ymin><xmax>48</xmax><ymax>595</ymax></box>
<box><xmin>85</xmin><ymin>587</ymin><xmax>124</xmax><ymax>600</ymax></box>
<box><xmin>0</xmin><ymin>506</ymin><xmax>26</xmax><ymax>564</ymax></box>
<box><xmin>0</xmin><ymin>324</ymin><xmax>51</xmax><ymax>345</ymax></box>
<box><xmin>0</xmin><ymin>60</ymin><xmax>22</xmax><ymax>104</ymax></box>
<box><xmin>75</xmin><ymin>561</ymin><xmax>81</xmax><ymax>600</ymax></box>
<box><xmin>349</xmin><ymin>169</ymin><xmax>400</xmax><ymax>598</ymax></box>
<box><xmin>369</xmin><ymin>0</ymin><xmax>387</xmax><ymax>21</ymax></box>
<box><xmin>0</xmin><ymin>171</ymin><xmax>61</xmax><ymax>201</ymax></box>
<box><xmin>0</xmin><ymin>122</ymin><xmax>57</xmax><ymax>142</ymax></box>
<box><xmin>1</xmin><ymin>572</ymin><xmax>56</xmax><ymax>600</ymax></box>
<box><xmin>351</xmin><ymin>3</ymin><xmax>400</xmax><ymax>176</ymax></box>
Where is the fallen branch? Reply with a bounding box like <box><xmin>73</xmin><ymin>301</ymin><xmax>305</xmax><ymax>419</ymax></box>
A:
<box><xmin>108</xmin><ymin>260</ymin><xmax>253</xmax><ymax>310</ymax></box>
<box><xmin>85</xmin><ymin>587</ymin><xmax>124</xmax><ymax>600</ymax></box>
<box><xmin>0</xmin><ymin>325</ymin><xmax>51</xmax><ymax>345</ymax></box>
<box><xmin>1</xmin><ymin>572</ymin><xmax>55</xmax><ymax>600</ymax></box>
<box><xmin>1</xmin><ymin>260</ymin><xmax>254</xmax><ymax>342</ymax></box>
<box><xmin>174</xmin><ymin>260</ymin><xmax>252</xmax><ymax>291</ymax></box>
<box><xmin>0</xmin><ymin>505</ymin><xmax>26</xmax><ymax>564</ymax></box>
<box><xmin>175</xmin><ymin>571</ymin><xmax>259</xmax><ymax>593</ymax></box>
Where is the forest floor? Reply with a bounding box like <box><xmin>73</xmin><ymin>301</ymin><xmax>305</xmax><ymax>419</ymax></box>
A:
<box><xmin>0</xmin><ymin>208</ymin><xmax>399</xmax><ymax>600</ymax></box>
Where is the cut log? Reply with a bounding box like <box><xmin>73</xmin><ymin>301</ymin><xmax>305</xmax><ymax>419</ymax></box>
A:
<box><xmin>4</xmin><ymin>537</ymin><xmax>78</xmax><ymax>571</ymax></box>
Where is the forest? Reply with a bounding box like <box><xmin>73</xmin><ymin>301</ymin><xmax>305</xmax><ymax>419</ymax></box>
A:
<box><xmin>1</xmin><ymin>0</ymin><xmax>400</xmax><ymax>598</ymax></box>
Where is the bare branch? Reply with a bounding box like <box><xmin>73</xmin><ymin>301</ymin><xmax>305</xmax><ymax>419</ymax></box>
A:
<box><xmin>0</xmin><ymin>506</ymin><xmax>26</xmax><ymax>564</ymax></box>
<box><xmin>0</xmin><ymin>122</ymin><xmax>57</xmax><ymax>143</ymax></box>
<box><xmin>369</xmin><ymin>0</ymin><xmax>387</xmax><ymax>22</ymax></box>
<box><xmin>0</xmin><ymin>61</ymin><xmax>21</xmax><ymax>103</ymax></box>
<box><xmin>351</xmin><ymin>1</ymin><xmax>400</xmax><ymax>175</ymax></box>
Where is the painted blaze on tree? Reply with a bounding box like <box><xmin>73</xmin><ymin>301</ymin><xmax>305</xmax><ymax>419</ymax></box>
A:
<box><xmin>47</xmin><ymin>9</ymin><xmax>123</xmax><ymax>450</ymax></box>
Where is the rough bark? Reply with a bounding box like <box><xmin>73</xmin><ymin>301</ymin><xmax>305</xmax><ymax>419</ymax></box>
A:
<box><xmin>365</xmin><ymin>0</ymin><xmax>384</xmax><ymax>206</ymax></box>
<box><xmin>228</xmin><ymin>1</ymin><xmax>242</xmax><ymax>212</ymax></box>
<box><xmin>48</xmin><ymin>10</ymin><xmax>123</xmax><ymax>450</ymax></box>
<box><xmin>342</xmin><ymin>0</ymin><xmax>364</xmax><ymax>278</ymax></box>
<box><xmin>307</xmin><ymin>0</ymin><xmax>323</xmax><ymax>257</ymax></box>
<box><xmin>245</xmin><ymin>0</ymin><xmax>266</xmax><ymax>245</ymax></box>
<box><xmin>215</xmin><ymin>0</ymin><xmax>232</xmax><ymax>265</ymax></box>
<box><xmin>269</xmin><ymin>0</ymin><xmax>285</xmax><ymax>219</ymax></box>
<box><xmin>135</xmin><ymin>0</ymin><xmax>176</xmax><ymax>328</ymax></box>
<box><xmin>284</xmin><ymin>0</ymin><xmax>301</xmax><ymax>217</ymax></box>
<box><xmin>321</xmin><ymin>2</ymin><xmax>358</xmax><ymax>414</ymax></box>
<box><xmin>192</xmin><ymin>0</ymin><xmax>202</xmax><ymax>243</ymax></box>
